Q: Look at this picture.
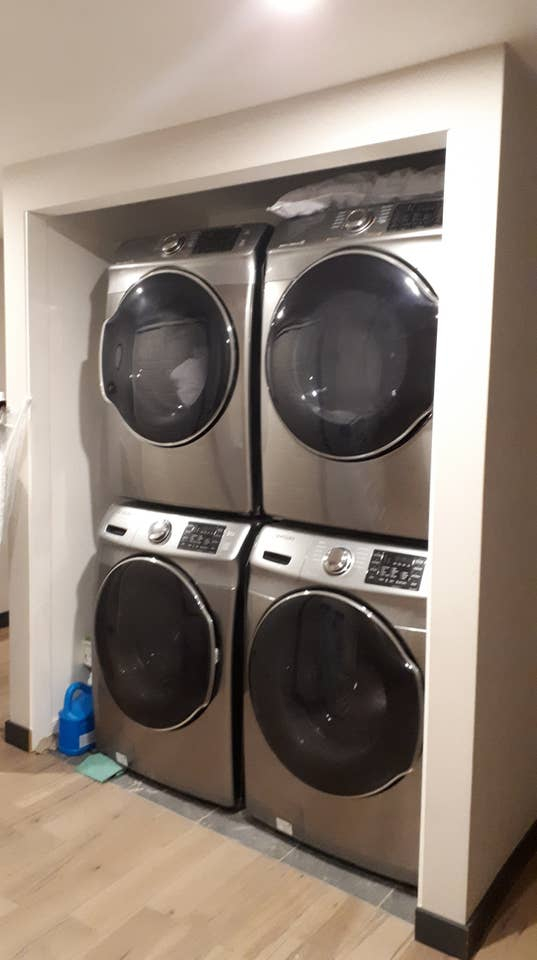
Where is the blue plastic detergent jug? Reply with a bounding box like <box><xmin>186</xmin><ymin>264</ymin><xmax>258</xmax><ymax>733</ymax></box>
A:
<box><xmin>58</xmin><ymin>682</ymin><xmax>95</xmax><ymax>756</ymax></box>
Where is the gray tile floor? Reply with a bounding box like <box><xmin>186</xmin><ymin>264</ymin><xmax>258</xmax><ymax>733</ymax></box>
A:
<box><xmin>113</xmin><ymin>770</ymin><xmax>417</xmax><ymax>924</ymax></box>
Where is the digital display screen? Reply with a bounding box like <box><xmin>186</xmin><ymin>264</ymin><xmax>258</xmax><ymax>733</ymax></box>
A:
<box><xmin>179</xmin><ymin>522</ymin><xmax>226</xmax><ymax>554</ymax></box>
<box><xmin>366</xmin><ymin>549</ymin><xmax>425</xmax><ymax>590</ymax></box>
<box><xmin>388</xmin><ymin>200</ymin><xmax>443</xmax><ymax>232</ymax></box>
<box><xmin>193</xmin><ymin>227</ymin><xmax>241</xmax><ymax>255</ymax></box>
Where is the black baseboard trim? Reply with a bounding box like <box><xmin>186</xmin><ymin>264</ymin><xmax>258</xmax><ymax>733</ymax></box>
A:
<box><xmin>0</xmin><ymin>610</ymin><xmax>9</xmax><ymax>629</ymax></box>
<box><xmin>4</xmin><ymin>719</ymin><xmax>31</xmax><ymax>752</ymax></box>
<box><xmin>415</xmin><ymin>910</ymin><xmax>471</xmax><ymax>959</ymax></box>
<box><xmin>415</xmin><ymin>819</ymin><xmax>537</xmax><ymax>959</ymax></box>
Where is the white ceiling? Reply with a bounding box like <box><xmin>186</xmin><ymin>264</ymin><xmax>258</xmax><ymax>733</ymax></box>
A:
<box><xmin>0</xmin><ymin>0</ymin><xmax>536</xmax><ymax>174</ymax></box>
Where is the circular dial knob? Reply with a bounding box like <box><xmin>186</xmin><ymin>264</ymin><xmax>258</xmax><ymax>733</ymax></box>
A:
<box><xmin>323</xmin><ymin>547</ymin><xmax>354</xmax><ymax>576</ymax></box>
<box><xmin>148</xmin><ymin>518</ymin><xmax>172</xmax><ymax>544</ymax></box>
<box><xmin>344</xmin><ymin>208</ymin><xmax>375</xmax><ymax>234</ymax></box>
<box><xmin>160</xmin><ymin>234</ymin><xmax>184</xmax><ymax>256</ymax></box>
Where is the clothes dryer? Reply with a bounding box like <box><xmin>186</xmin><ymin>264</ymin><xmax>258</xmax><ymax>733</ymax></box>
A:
<box><xmin>261</xmin><ymin>196</ymin><xmax>442</xmax><ymax>538</ymax></box>
<box><xmin>101</xmin><ymin>224</ymin><xmax>269</xmax><ymax>514</ymax></box>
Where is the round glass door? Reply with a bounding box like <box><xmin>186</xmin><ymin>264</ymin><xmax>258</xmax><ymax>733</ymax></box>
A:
<box><xmin>95</xmin><ymin>557</ymin><xmax>218</xmax><ymax>729</ymax></box>
<box><xmin>101</xmin><ymin>270</ymin><xmax>236</xmax><ymax>445</ymax></box>
<box><xmin>249</xmin><ymin>590</ymin><xmax>422</xmax><ymax>796</ymax></box>
<box><xmin>266</xmin><ymin>249</ymin><xmax>438</xmax><ymax>460</ymax></box>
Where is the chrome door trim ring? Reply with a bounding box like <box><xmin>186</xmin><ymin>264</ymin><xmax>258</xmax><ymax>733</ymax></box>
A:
<box><xmin>95</xmin><ymin>554</ymin><xmax>218</xmax><ymax>730</ymax></box>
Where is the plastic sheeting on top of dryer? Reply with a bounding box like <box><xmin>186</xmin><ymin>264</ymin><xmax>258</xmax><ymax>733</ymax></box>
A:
<box><xmin>267</xmin><ymin>165</ymin><xmax>445</xmax><ymax>219</ymax></box>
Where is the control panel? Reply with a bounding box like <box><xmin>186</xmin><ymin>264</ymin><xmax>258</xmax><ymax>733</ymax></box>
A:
<box><xmin>271</xmin><ymin>193</ymin><xmax>443</xmax><ymax>250</ymax></box>
<box><xmin>254</xmin><ymin>526</ymin><xmax>427</xmax><ymax>596</ymax></box>
<box><xmin>101</xmin><ymin>505</ymin><xmax>250</xmax><ymax>560</ymax></box>
<box><xmin>159</xmin><ymin>226</ymin><xmax>242</xmax><ymax>258</ymax></box>
<box><xmin>332</xmin><ymin>198</ymin><xmax>442</xmax><ymax>238</ymax></box>
<box><xmin>178</xmin><ymin>521</ymin><xmax>226</xmax><ymax>554</ymax></box>
<box><xmin>365</xmin><ymin>549</ymin><xmax>426</xmax><ymax>591</ymax></box>
<box><xmin>114</xmin><ymin>223</ymin><xmax>267</xmax><ymax>264</ymax></box>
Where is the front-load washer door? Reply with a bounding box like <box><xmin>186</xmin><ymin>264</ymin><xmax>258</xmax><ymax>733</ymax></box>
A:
<box><xmin>101</xmin><ymin>270</ymin><xmax>236</xmax><ymax>445</ymax></box>
<box><xmin>266</xmin><ymin>249</ymin><xmax>437</xmax><ymax>460</ymax></box>
<box><xmin>248</xmin><ymin>589</ymin><xmax>422</xmax><ymax>796</ymax></box>
<box><xmin>95</xmin><ymin>556</ymin><xmax>218</xmax><ymax>729</ymax></box>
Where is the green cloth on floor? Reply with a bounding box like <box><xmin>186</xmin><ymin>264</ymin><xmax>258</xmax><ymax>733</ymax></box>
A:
<box><xmin>76</xmin><ymin>752</ymin><xmax>125</xmax><ymax>783</ymax></box>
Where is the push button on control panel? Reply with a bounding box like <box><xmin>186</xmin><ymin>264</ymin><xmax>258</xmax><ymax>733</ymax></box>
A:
<box><xmin>366</xmin><ymin>549</ymin><xmax>425</xmax><ymax>590</ymax></box>
<box><xmin>179</xmin><ymin>522</ymin><xmax>226</xmax><ymax>554</ymax></box>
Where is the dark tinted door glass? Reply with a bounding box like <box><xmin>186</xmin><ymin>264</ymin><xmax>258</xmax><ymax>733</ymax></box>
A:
<box><xmin>266</xmin><ymin>250</ymin><xmax>437</xmax><ymax>459</ymax></box>
<box><xmin>95</xmin><ymin>558</ymin><xmax>216</xmax><ymax>729</ymax></box>
<box><xmin>102</xmin><ymin>271</ymin><xmax>235</xmax><ymax>445</ymax></box>
<box><xmin>249</xmin><ymin>591</ymin><xmax>422</xmax><ymax>796</ymax></box>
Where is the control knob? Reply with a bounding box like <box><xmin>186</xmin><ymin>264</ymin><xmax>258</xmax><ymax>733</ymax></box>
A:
<box><xmin>323</xmin><ymin>547</ymin><xmax>353</xmax><ymax>576</ymax></box>
<box><xmin>344</xmin><ymin>208</ymin><xmax>375</xmax><ymax>234</ymax></box>
<box><xmin>160</xmin><ymin>234</ymin><xmax>184</xmax><ymax>256</ymax></box>
<box><xmin>148</xmin><ymin>518</ymin><xmax>172</xmax><ymax>544</ymax></box>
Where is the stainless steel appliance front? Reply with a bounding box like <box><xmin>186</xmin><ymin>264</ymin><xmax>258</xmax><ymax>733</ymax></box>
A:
<box><xmin>94</xmin><ymin>503</ymin><xmax>252</xmax><ymax>806</ymax></box>
<box><xmin>101</xmin><ymin>223</ymin><xmax>269</xmax><ymax>514</ymax></box>
<box><xmin>243</xmin><ymin>524</ymin><xmax>427</xmax><ymax>883</ymax></box>
<box><xmin>260</xmin><ymin>196</ymin><xmax>442</xmax><ymax>538</ymax></box>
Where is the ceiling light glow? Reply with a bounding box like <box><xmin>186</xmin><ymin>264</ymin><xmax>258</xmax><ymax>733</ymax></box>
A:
<box><xmin>267</xmin><ymin>0</ymin><xmax>320</xmax><ymax>14</ymax></box>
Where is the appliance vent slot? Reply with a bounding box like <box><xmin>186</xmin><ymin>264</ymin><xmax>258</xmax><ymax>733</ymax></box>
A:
<box><xmin>263</xmin><ymin>550</ymin><xmax>291</xmax><ymax>566</ymax></box>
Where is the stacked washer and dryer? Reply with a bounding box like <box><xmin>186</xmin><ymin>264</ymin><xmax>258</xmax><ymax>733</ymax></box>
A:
<box><xmin>93</xmin><ymin>188</ymin><xmax>442</xmax><ymax>885</ymax></box>
<box><xmin>244</xmin><ymin>193</ymin><xmax>442</xmax><ymax>884</ymax></box>
<box><xmin>94</xmin><ymin>223</ymin><xmax>269</xmax><ymax>806</ymax></box>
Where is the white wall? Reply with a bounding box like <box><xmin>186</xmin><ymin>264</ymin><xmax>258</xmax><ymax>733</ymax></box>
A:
<box><xmin>418</xmin><ymin>52</ymin><xmax>537</xmax><ymax>922</ymax></box>
<box><xmin>2</xmin><ymin>45</ymin><xmax>534</xmax><ymax>928</ymax></box>
<box><xmin>25</xmin><ymin>216</ymin><xmax>108</xmax><ymax>737</ymax></box>
<box><xmin>465</xmin><ymin>55</ymin><xmax>537</xmax><ymax>914</ymax></box>
<box><xmin>0</xmin><ymin>245</ymin><xmax>9</xmax><ymax>614</ymax></box>
<box><xmin>416</xmin><ymin>91</ymin><xmax>503</xmax><ymax>923</ymax></box>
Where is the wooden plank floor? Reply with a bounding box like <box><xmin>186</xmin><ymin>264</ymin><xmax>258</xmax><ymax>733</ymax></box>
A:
<box><xmin>0</xmin><ymin>631</ymin><xmax>535</xmax><ymax>960</ymax></box>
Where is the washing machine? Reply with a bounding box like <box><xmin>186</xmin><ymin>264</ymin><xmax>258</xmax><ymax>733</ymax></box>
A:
<box><xmin>101</xmin><ymin>223</ymin><xmax>269</xmax><ymax>514</ymax></box>
<box><xmin>93</xmin><ymin>502</ymin><xmax>253</xmax><ymax>806</ymax></box>
<box><xmin>261</xmin><ymin>194</ymin><xmax>442</xmax><ymax>538</ymax></box>
<box><xmin>244</xmin><ymin>524</ymin><xmax>427</xmax><ymax>884</ymax></box>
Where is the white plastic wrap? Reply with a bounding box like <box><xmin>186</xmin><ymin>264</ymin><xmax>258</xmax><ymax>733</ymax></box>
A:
<box><xmin>267</xmin><ymin>165</ymin><xmax>445</xmax><ymax>219</ymax></box>
<box><xmin>0</xmin><ymin>398</ymin><xmax>31</xmax><ymax>544</ymax></box>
